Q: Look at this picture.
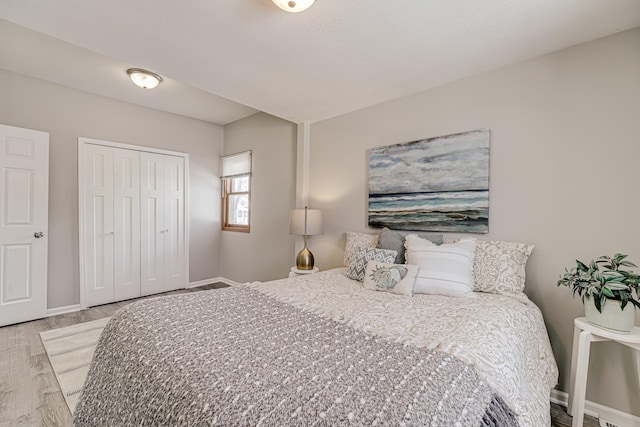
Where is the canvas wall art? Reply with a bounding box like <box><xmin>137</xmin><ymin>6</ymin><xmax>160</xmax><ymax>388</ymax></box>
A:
<box><xmin>368</xmin><ymin>129</ymin><xmax>490</xmax><ymax>233</ymax></box>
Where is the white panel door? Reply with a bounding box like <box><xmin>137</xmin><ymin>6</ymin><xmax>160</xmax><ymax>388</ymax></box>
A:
<box><xmin>82</xmin><ymin>144</ymin><xmax>114</xmax><ymax>306</ymax></box>
<box><xmin>113</xmin><ymin>148</ymin><xmax>141</xmax><ymax>301</ymax></box>
<box><xmin>140</xmin><ymin>153</ymin><xmax>186</xmax><ymax>295</ymax></box>
<box><xmin>163</xmin><ymin>155</ymin><xmax>185</xmax><ymax>291</ymax></box>
<box><xmin>0</xmin><ymin>124</ymin><xmax>49</xmax><ymax>327</ymax></box>
<box><xmin>140</xmin><ymin>152</ymin><xmax>165</xmax><ymax>296</ymax></box>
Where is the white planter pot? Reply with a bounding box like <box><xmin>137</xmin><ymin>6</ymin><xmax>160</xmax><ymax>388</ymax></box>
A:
<box><xmin>584</xmin><ymin>297</ymin><xmax>636</xmax><ymax>333</ymax></box>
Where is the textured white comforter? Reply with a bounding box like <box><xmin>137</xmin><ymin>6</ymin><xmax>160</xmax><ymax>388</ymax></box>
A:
<box><xmin>250</xmin><ymin>268</ymin><xmax>559</xmax><ymax>427</ymax></box>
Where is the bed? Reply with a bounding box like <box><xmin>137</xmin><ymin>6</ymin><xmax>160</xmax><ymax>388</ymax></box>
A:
<box><xmin>74</xmin><ymin>265</ymin><xmax>557</xmax><ymax>426</ymax></box>
<box><xmin>74</xmin><ymin>268</ymin><xmax>557</xmax><ymax>426</ymax></box>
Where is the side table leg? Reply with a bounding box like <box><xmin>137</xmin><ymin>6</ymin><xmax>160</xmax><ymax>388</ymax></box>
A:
<box><xmin>567</xmin><ymin>323</ymin><xmax>581</xmax><ymax>416</ymax></box>
<box><xmin>571</xmin><ymin>330</ymin><xmax>592</xmax><ymax>427</ymax></box>
<box><xmin>635</xmin><ymin>349</ymin><xmax>640</xmax><ymax>395</ymax></box>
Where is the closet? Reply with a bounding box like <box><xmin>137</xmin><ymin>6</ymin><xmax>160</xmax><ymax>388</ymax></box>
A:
<box><xmin>79</xmin><ymin>138</ymin><xmax>188</xmax><ymax>308</ymax></box>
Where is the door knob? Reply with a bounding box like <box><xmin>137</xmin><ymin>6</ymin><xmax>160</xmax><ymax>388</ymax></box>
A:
<box><xmin>34</xmin><ymin>232</ymin><xmax>44</xmax><ymax>238</ymax></box>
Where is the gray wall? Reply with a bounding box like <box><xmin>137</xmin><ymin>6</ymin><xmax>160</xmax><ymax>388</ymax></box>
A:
<box><xmin>0</xmin><ymin>69</ymin><xmax>224</xmax><ymax>309</ymax></box>
<box><xmin>221</xmin><ymin>112</ymin><xmax>297</xmax><ymax>283</ymax></box>
<box><xmin>308</xmin><ymin>28</ymin><xmax>640</xmax><ymax>416</ymax></box>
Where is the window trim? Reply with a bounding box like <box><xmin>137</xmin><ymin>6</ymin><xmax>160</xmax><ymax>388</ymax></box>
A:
<box><xmin>221</xmin><ymin>176</ymin><xmax>251</xmax><ymax>232</ymax></box>
<box><xmin>221</xmin><ymin>151</ymin><xmax>252</xmax><ymax>232</ymax></box>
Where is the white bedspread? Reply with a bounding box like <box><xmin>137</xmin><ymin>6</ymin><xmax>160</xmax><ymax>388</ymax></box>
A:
<box><xmin>249</xmin><ymin>268</ymin><xmax>559</xmax><ymax>427</ymax></box>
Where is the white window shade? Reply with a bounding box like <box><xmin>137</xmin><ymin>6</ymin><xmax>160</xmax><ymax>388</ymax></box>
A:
<box><xmin>221</xmin><ymin>151</ymin><xmax>252</xmax><ymax>178</ymax></box>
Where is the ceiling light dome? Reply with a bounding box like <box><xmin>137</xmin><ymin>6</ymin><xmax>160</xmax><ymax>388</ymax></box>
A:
<box><xmin>272</xmin><ymin>0</ymin><xmax>315</xmax><ymax>13</ymax></box>
<box><xmin>127</xmin><ymin>68</ymin><xmax>162</xmax><ymax>89</ymax></box>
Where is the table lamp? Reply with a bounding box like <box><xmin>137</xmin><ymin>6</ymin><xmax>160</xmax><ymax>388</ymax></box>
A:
<box><xmin>289</xmin><ymin>207</ymin><xmax>323</xmax><ymax>270</ymax></box>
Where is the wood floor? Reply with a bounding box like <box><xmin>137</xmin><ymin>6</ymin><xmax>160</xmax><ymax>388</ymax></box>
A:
<box><xmin>0</xmin><ymin>282</ymin><xmax>599</xmax><ymax>427</ymax></box>
<box><xmin>551</xmin><ymin>402</ymin><xmax>600</xmax><ymax>427</ymax></box>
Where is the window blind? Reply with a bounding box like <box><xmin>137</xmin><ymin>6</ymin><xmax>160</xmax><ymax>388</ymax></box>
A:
<box><xmin>220</xmin><ymin>151</ymin><xmax>252</xmax><ymax>178</ymax></box>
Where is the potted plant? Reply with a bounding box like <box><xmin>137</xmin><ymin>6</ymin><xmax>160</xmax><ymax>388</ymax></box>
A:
<box><xmin>558</xmin><ymin>253</ymin><xmax>640</xmax><ymax>333</ymax></box>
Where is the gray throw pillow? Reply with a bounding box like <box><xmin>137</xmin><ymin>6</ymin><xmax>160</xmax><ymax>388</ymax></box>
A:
<box><xmin>377</xmin><ymin>227</ymin><xmax>443</xmax><ymax>263</ymax></box>
<box><xmin>347</xmin><ymin>247</ymin><xmax>397</xmax><ymax>282</ymax></box>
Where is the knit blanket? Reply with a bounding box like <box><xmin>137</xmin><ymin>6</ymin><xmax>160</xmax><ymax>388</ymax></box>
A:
<box><xmin>74</xmin><ymin>286</ymin><xmax>518</xmax><ymax>426</ymax></box>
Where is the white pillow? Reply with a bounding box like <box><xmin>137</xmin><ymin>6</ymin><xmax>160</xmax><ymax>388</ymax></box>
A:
<box><xmin>438</xmin><ymin>237</ymin><xmax>534</xmax><ymax>298</ymax></box>
<box><xmin>344</xmin><ymin>231</ymin><xmax>379</xmax><ymax>267</ymax></box>
<box><xmin>363</xmin><ymin>261</ymin><xmax>418</xmax><ymax>296</ymax></box>
<box><xmin>405</xmin><ymin>234</ymin><xmax>476</xmax><ymax>298</ymax></box>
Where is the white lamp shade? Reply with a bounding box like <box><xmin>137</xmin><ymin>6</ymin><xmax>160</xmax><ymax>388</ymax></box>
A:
<box><xmin>272</xmin><ymin>0</ymin><xmax>315</xmax><ymax>13</ymax></box>
<box><xmin>289</xmin><ymin>209</ymin><xmax>323</xmax><ymax>235</ymax></box>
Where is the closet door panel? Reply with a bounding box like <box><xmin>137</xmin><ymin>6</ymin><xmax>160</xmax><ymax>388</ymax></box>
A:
<box><xmin>83</xmin><ymin>144</ymin><xmax>114</xmax><ymax>306</ymax></box>
<box><xmin>113</xmin><ymin>148</ymin><xmax>141</xmax><ymax>301</ymax></box>
<box><xmin>140</xmin><ymin>152</ymin><xmax>165</xmax><ymax>296</ymax></box>
<box><xmin>81</xmin><ymin>139</ymin><xmax>189</xmax><ymax>308</ymax></box>
<box><xmin>163</xmin><ymin>156</ymin><xmax>185</xmax><ymax>291</ymax></box>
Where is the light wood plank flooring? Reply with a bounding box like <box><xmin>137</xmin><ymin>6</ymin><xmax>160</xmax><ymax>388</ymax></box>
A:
<box><xmin>0</xmin><ymin>282</ymin><xmax>598</xmax><ymax>426</ymax></box>
<box><xmin>551</xmin><ymin>402</ymin><xmax>600</xmax><ymax>427</ymax></box>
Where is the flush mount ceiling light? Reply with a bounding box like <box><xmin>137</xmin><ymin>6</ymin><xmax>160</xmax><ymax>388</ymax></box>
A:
<box><xmin>272</xmin><ymin>0</ymin><xmax>315</xmax><ymax>13</ymax></box>
<box><xmin>126</xmin><ymin>68</ymin><xmax>162</xmax><ymax>89</ymax></box>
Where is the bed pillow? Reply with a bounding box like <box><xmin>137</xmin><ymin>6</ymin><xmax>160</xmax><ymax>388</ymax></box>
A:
<box><xmin>405</xmin><ymin>234</ymin><xmax>476</xmax><ymax>298</ymax></box>
<box><xmin>347</xmin><ymin>247</ymin><xmax>397</xmax><ymax>282</ymax></box>
<box><xmin>363</xmin><ymin>261</ymin><xmax>419</xmax><ymax>296</ymax></box>
<box><xmin>441</xmin><ymin>238</ymin><xmax>535</xmax><ymax>297</ymax></box>
<box><xmin>344</xmin><ymin>231</ymin><xmax>379</xmax><ymax>267</ymax></box>
<box><xmin>473</xmin><ymin>240</ymin><xmax>534</xmax><ymax>297</ymax></box>
<box><xmin>377</xmin><ymin>228</ymin><xmax>443</xmax><ymax>263</ymax></box>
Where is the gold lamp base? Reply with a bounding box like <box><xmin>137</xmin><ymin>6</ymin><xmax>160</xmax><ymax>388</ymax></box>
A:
<box><xmin>296</xmin><ymin>246</ymin><xmax>315</xmax><ymax>270</ymax></box>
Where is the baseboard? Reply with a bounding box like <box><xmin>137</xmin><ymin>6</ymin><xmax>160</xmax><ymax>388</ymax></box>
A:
<box><xmin>46</xmin><ymin>304</ymin><xmax>81</xmax><ymax>317</ymax></box>
<box><xmin>552</xmin><ymin>389</ymin><xmax>640</xmax><ymax>427</ymax></box>
<box><xmin>187</xmin><ymin>276</ymin><xmax>240</xmax><ymax>288</ymax></box>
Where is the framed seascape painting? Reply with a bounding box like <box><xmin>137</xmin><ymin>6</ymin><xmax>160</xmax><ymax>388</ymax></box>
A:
<box><xmin>368</xmin><ymin>129</ymin><xmax>490</xmax><ymax>233</ymax></box>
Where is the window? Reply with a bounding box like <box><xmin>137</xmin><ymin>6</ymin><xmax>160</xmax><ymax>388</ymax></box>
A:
<box><xmin>221</xmin><ymin>151</ymin><xmax>251</xmax><ymax>232</ymax></box>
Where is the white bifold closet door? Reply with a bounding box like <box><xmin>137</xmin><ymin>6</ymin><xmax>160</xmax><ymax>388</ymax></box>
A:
<box><xmin>140</xmin><ymin>152</ymin><xmax>185</xmax><ymax>296</ymax></box>
<box><xmin>82</xmin><ymin>142</ymin><xmax>186</xmax><ymax>307</ymax></box>
<box><xmin>113</xmin><ymin>148</ymin><xmax>141</xmax><ymax>301</ymax></box>
<box><xmin>83</xmin><ymin>145</ymin><xmax>140</xmax><ymax>307</ymax></box>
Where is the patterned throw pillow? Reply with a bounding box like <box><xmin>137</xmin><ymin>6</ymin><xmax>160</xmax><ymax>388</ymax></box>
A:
<box><xmin>344</xmin><ymin>231</ymin><xmax>379</xmax><ymax>267</ymax></box>
<box><xmin>347</xmin><ymin>248</ymin><xmax>397</xmax><ymax>282</ymax></box>
<box><xmin>363</xmin><ymin>261</ymin><xmax>419</xmax><ymax>296</ymax></box>
<box><xmin>473</xmin><ymin>240</ymin><xmax>534</xmax><ymax>297</ymax></box>
<box><xmin>405</xmin><ymin>234</ymin><xmax>477</xmax><ymax>298</ymax></box>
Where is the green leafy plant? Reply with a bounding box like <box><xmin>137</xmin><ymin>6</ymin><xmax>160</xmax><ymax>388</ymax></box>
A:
<box><xmin>557</xmin><ymin>253</ymin><xmax>640</xmax><ymax>313</ymax></box>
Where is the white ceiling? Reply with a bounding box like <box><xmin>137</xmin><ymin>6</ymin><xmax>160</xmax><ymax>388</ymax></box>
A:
<box><xmin>1</xmin><ymin>0</ymin><xmax>639</xmax><ymax>125</ymax></box>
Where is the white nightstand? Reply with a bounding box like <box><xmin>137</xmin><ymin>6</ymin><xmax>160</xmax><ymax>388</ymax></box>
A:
<box><xmin>567</xmin><ymin>317</ymin><xmax>640</xmax><ymax>427</ymax></box>
<box><xmin>288</xmin><ymin>267</ymin><xmax>319</xmax><ymax>278</ymax></box>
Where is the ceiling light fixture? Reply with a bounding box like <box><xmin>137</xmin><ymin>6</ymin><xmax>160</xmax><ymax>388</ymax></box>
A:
<box><xmin>126</xmin><ymin>68</ymin><xmax>163</xmax><ymax>89</ymax></box>
<box><xmin>272</xmin><ymin>0</ymin><xmax>315</xmax><ymax>13</ymax></box>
